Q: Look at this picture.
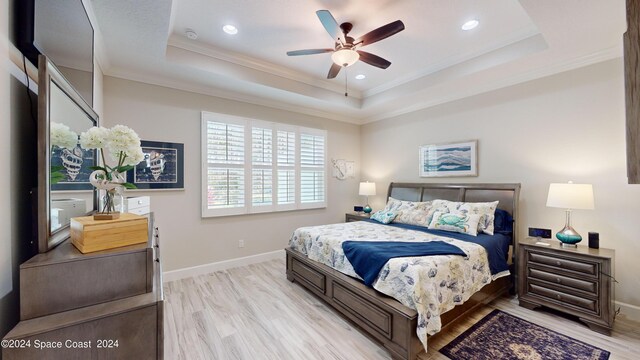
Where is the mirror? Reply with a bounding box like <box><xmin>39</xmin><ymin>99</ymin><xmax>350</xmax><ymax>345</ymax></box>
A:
<box><xmin>38</xmin><ymin>55</ymin><xmax>99</xmax><ymax>253</ymax></box>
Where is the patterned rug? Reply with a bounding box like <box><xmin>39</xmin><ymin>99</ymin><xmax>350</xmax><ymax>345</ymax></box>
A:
<box><xmin>440</xmin><ymin>309</ymin><xmax>610</xmax><ymax>360</ymax></box>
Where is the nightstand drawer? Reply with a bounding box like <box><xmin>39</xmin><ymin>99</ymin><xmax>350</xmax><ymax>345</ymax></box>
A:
<box><xmin>528</xmin><ymin>252</ymin><xmax>597</xmax><ymax>276</ymax></box>
<box><xmin>528</xmin><ymin>268</ymin><xmax>598</xmax><ymax>294</ymax></box>
<box><xmin>529</xmin><ymin>283</ymin><xmax>598</xmax><ymax>313</ymax></box>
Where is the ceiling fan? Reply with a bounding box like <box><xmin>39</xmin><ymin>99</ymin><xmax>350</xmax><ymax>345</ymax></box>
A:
<box><xmin>287</xmin><ymin>10</ymin><xmax>405</xmax><ymax>79</ymax></box>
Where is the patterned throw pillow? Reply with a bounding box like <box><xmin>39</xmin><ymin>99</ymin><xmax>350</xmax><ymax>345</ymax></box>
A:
<box><xmin>428</xmin><ymin>211</ymin><xmax>481</xmax><ymax>236</ymax></box>
<box><xmin>384</xmin><ymin>197</ymin><xmax>434</xmax><ymax>227</ymax></box>
<box><xmin>430</xmin><ymin>200</ymin><xmax>499</xmax><ymax>235</ymax></box>
<box><xmin>458</xmin><ymin>201</ymin><xmax>499</xmax><ymax>235</ymax></box>
<box><xmin>370</xmin><ymin>210</ymin><xmax>398</xmax><ymax>224</ymax></box>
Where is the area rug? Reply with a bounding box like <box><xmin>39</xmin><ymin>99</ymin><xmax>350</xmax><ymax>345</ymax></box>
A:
<box><xmin>439</xmin><ymin>309</ymin><xmax>610</xmax><ymax>360</ymax></box>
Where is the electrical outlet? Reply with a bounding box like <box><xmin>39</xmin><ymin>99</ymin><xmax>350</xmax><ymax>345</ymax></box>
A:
<box><xmin>238</xmin><ymin>239</ymin><xmax>245</xmax><ymax>248</ymax></box>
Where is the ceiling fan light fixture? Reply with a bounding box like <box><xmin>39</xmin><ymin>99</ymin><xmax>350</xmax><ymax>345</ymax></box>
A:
<box><xmin>331</xmin><ymin>49</ymin><xmax>359</xmax><ymax>67</ymax></box>
<box><xmin>223</xmin><ymin>24</ymin><xmax>238</xmax><ymax>35</ymax></box>
<box><xmin>461</xmin><ymin>19</ymin><xmax>479</xmax><ymax>31</ymax></box>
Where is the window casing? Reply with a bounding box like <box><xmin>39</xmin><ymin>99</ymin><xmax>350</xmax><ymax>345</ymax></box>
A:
<box><xmin>202</xmin><ymin>112</ymin><xmax>327</xmax><ymax>217</ymax></box>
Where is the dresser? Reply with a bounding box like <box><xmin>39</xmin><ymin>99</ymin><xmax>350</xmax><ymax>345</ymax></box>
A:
<box><xmin>2</xmin><ymin>214</ymin><xmax>163</xmax><ymax>359</ymax></box>
<box><xmin>518</xmin><ymin>238</ymin><xmax>615</xmax><ymax>335</ymax></box>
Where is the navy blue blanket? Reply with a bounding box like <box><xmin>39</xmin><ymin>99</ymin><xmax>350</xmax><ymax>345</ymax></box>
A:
<box><xmin>361</xmin><ymin>219</ymin><xmax>511</xmax><ymax>276</ymax></box>
<box><xmin>342</xmin><ymin>241</ymin><xmax>467</xmax><ymax>286</ymax></box>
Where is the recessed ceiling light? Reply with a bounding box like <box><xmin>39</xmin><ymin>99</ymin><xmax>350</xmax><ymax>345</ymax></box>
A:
<box><xmin>461</xmin><ymin>19</ymin><xmax>479</xmax><ymax>31</ymax></box>
<box><xmin>355</xmin><ymin>74</ymin><xmax>366</xmax><ymax>80</ymax></box>
<box><xmin>185</xmin><ymin>29</ymin><xmax>198</xmax><ymax>40</ymax></box>
<box><xmin>223</xmin><ymin>24</ymin><xmax>238</xmax><ymax>35</ymax></box>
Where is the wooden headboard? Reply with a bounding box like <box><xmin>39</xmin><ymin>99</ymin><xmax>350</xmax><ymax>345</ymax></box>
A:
<box><xmin>387</xmin><ymin>182</ymin><xmax>521</xmax><ymax>253</ymax></box>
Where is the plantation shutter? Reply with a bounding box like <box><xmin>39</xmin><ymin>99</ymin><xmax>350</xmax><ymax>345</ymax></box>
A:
<box><xmin>277</xmin><ymin>130</ymin><xmax>296</xmax><ymax>206</ymax></box>
<box><xmin>202</xmin><ymin>111</ymin><xmax>326</xmax><ymax>217</ymax></box>
<box><xmin>300</xmin><ymin>132</ymin><xmax>325</xmax><ymax>206</ymax></box>
<box><xmin>251</xmin><ymin>126</ymin><xmax>273</xmax><ymax>207</ymax></box>
<box><xmin>204</xmin><ymin>120</ymin><xmax>246</xmax><ymax>216</ymax></box>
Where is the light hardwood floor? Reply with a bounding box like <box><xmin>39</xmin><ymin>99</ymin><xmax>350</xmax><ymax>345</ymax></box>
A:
<box><xmin>164</xmin><ymin>259</ymin><xmax>640</xmax><ymax>360</ymax></box>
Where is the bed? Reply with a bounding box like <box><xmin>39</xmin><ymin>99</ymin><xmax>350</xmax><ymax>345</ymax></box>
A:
<box><xmin>285</xmin><ymin>182</ymin><xmax>520</xmax><ymax>359</ymax></box>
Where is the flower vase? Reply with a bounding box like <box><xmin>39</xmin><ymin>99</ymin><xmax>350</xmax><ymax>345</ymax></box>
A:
<box><xmin>93</xmin><ymin>171</ymin><xmax>126</xmax><ymax>220</ymax></box>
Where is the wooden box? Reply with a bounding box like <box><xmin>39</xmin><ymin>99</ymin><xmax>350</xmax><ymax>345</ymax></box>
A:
<box><xmin>71</xmin><ymin>213</ymin><xmax>148</xmax><ymax>253</ymax></box>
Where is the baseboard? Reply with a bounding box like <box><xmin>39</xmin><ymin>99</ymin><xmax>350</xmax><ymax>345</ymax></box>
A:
<box><xmin>163</xmin><ymin>249</ymin><xmax>285</xmax><ymax>282</ymax></box>
<box><xmin>615</xmin><ymin>300</ymin><xmax>640</xmax><ymax>322</ymax></box>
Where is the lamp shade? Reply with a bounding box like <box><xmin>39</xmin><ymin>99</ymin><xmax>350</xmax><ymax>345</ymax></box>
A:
<box><xmin>331</xmin><ymin>49</ymin><xmax>359</xmax><ymax>67</ymax></box>
<box><xmin>359</xmin><ymin>182</ymin><xmax>376</xmax><ymax>196</ymax></box>
<box><xmin>546</xmin><ymin>183</ymin><xmax>594</xmax><ymax>210</ymax></box>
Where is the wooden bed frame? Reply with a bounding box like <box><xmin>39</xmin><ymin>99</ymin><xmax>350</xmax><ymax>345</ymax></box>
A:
<box><xmin>285</xmin><ymin>182</ymin><xmax>520</xmax><ymax>360</ymax></box>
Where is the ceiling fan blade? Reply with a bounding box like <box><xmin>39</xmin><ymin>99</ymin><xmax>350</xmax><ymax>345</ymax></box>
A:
<box><xmin>287</xmin><ymin>49</ymin><xmax>334</xmax><ymax>56</ymax></box>
<box><xmin>316</xmin><ymin>10</ymin><xmax>341</xmax><ymax>41</ymax></box>
<box><xmin>355</xmin><ymin>20</ymin><xmax>405</xmax><ymax>46</ymax></box>
<box><xmin>357</xmin><ymin>51</ymin><xmax>391</xmax><ymax>69</ymax></box>
<box><xmin>327</xmin><ymin>63</ymin><xmax>342</xmax><ymax>79</ymax></box>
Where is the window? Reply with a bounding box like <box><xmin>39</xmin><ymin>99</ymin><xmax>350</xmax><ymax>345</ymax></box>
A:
<box><xmin>202</xmin><ymin>112</ymin><xmax>327</xmax><ymax>217</ymax></box>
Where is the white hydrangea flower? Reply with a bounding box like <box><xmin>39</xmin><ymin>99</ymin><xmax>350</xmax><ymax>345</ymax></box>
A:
<box><xmin>107</xmin><ymin>125</ymin><xmax>141</xmax><ymax>155</ymax></box>
<box><xmin>123</xmin><ymin>146</ymin><xmax>145</xmax><ymax>166</ymax></box>
<box><xmin>79</xmin><ymin>126</ymin><xmax>110</xmax><ymax>150</ymax></box>
<box><xmin>50</xmin><ymin>122</ymin><xmax>78</xmax><ymax>149</ymax></box>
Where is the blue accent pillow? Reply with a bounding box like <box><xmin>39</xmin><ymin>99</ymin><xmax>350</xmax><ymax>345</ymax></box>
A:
<box><xmin>494</xmin><ymin>209</ymin><xmax>513</xmax><ymax>234</ymax></box>
<box><xmin>370</xmin><ymin>210</ymin><xmax>398</xmax><ymax>224</ymax></box>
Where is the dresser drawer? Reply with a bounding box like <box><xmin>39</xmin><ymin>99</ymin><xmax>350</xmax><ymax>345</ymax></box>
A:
<box><xmin>127</xmin><ymin>196</ymin><xmax>151</xmax><ymax>215</ymax></box>
<box><xmin>528</xmin><ymin>251</ymin><xmax>598</xmax><ymax>276</ymax></box>
<box><xmin>528</xmin><ymin>268</ymin><xmax>598</xmax><ymax>294</ymax></box>
<box><xmin>528</xmin><ymin>283</ymin><xmax>598</xmax><ymax>313</ymax></box>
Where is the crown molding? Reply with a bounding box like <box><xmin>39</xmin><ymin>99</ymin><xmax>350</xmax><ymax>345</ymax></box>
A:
<box><xmin>362</xmin><ymin>46</ymin><xmax>623</xmax><ymax>123</ymax></box>
<box><xmin>101</xmin><ymin>44</ymin><xmax>621</xmax><ymax>127</ymax></box>
<box><xmin>167</xmin><ymin>35</ymin><xmax>361</xmax><ymax>99</ymax></box>
<box><xmin>103</xmin><ymin>67</ymin><xmax>364</xmax><ymax>125</ymax></box>
<box><xmin>364</xmin><ymin>25</ymin><xmax>541</xmax><ymax>98</ymax></box>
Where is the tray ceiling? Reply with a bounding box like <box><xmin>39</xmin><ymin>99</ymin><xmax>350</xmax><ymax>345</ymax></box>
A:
<box><xmin>90</xmin><ymin>0</ymin><xmax>626</xmax><ymax>124</ymax></box>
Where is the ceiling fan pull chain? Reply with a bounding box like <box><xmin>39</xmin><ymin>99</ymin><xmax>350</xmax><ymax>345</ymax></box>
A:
<box><xmin>344</xmin><ymin>67</ymin><xmax>348</xmax><ymax>97</ymax></box>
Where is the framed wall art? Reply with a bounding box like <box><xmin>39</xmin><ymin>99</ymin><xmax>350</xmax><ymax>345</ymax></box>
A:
<box><xmin>127</xmin><ymin>140</ymin><xmax>184</xmax><ymax>190</ymax></box>
<box><xmin>51</xmin><ymin>146</ymin><xmax>97</xmax><ymax>191</ymax></box>
<box><xmin>419</xmin><ymin>140</ymin><xmax>477</xmax><ymax>177</ymax></box>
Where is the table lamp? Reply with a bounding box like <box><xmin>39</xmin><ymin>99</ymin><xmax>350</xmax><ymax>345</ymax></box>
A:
<box><xmin>359</xmin><ymin>182</ymin><xmax>376</xmax><ymax>214</ymax></box>
<box><xmin>546</xmin><ymin>182</ymin><xmax>594</xmax><ymax>247</ymax></box>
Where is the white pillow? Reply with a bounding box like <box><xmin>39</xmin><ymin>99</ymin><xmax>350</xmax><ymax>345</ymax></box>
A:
<box><xmin>428</xmin><ymin>211</ymin><xmax>482</xmax><ymax>236</ymax></box>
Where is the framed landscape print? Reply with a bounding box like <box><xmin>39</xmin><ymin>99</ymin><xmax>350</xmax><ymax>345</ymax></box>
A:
<box><xmin>127</xmin><ymin>140</ymin><xmax>184</xmax><ymax>190</ymax></box>
<box><xmin>419</xmin><ymin>140</ymin><xmax>477</xmax><ymax>177</ymax></box>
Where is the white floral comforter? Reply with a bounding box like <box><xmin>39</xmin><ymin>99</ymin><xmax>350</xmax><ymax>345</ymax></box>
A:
<box><xmin>288</xmin><ymin>221</ymin><xmax>509</xmax><ymax>350</ymax></box>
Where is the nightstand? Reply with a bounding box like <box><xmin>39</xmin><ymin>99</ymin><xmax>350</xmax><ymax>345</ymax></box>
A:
<box><xmin>518</xmin><ymin>238</ymin><xmax>615</xmax><ymax>335</ymax></box>
<box><xmin>345</xmin><ymin>213</ymin><xmax>371</xmax><ymax>222</ymax></box>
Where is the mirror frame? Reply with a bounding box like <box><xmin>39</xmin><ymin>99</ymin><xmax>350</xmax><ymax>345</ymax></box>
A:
<box><xmin>37</xmin><ymin>55</ymin><xmax>99</xmax><ymax>253</ymax></box>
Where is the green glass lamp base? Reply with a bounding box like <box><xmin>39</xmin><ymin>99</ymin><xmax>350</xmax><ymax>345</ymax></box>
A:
<box><xmin>556</xmin><ymin>226</ymin><xmax>582</xmax><ymax>247</ymax></box>
<box><xmin>363</xmin><ymin>205</ymin><xmax>372</xmax><ymax>214</ymax></box>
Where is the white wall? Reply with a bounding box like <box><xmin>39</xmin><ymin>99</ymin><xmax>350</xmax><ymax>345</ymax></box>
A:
<box><xmin>103</xmin><ymin>76</ymin><xmax>361</xmax><ymax>272</ymax></box>
<box><xmin>0</xmin><ymin>0</ymin><xmax>11</xmax><ymax>299</ymax></box>
<box><xmin>360</xmin><ymin>58</ymin><xmax>640</xmax><ymax>319</ymax></box>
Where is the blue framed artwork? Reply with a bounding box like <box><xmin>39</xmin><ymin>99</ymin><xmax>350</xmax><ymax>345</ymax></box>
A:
<box><xmin>419</xmin><ymin>140</ymin><xmax>477</xmax><ymax>177</ymax></box>
<box><xmin>127</xmin><ymin>140</ymin><xmax>185</xmax><ymax>190</ymax></box>
<box><xmin>51</xmin><ymin>146</ymin><xmax>97</xmax><ymax>191</ymax></box>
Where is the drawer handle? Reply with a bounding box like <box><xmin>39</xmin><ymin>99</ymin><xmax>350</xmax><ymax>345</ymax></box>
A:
<box><xmin>155</xmin><ymin>258</ymin><xmax>160</xmax><ymax>263</ymax></box>
<box><xmin>556</xmin><ymin>278</ymin><xmax>561</xmax><ymax>284</ymax></box>
<box><xmin>556</xmin><ymin>294</ymin><xmax>562</xmax><ymax>300</ymax></box>
<box><xmin>138</xmin><ymin>200</ymin><xmax>143</xmax><ymax>204</ymax></box>
<box><xmin>556</xmin><ymin>261</ymin><xmax>562</xmax><ymax>266</ymax></box>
